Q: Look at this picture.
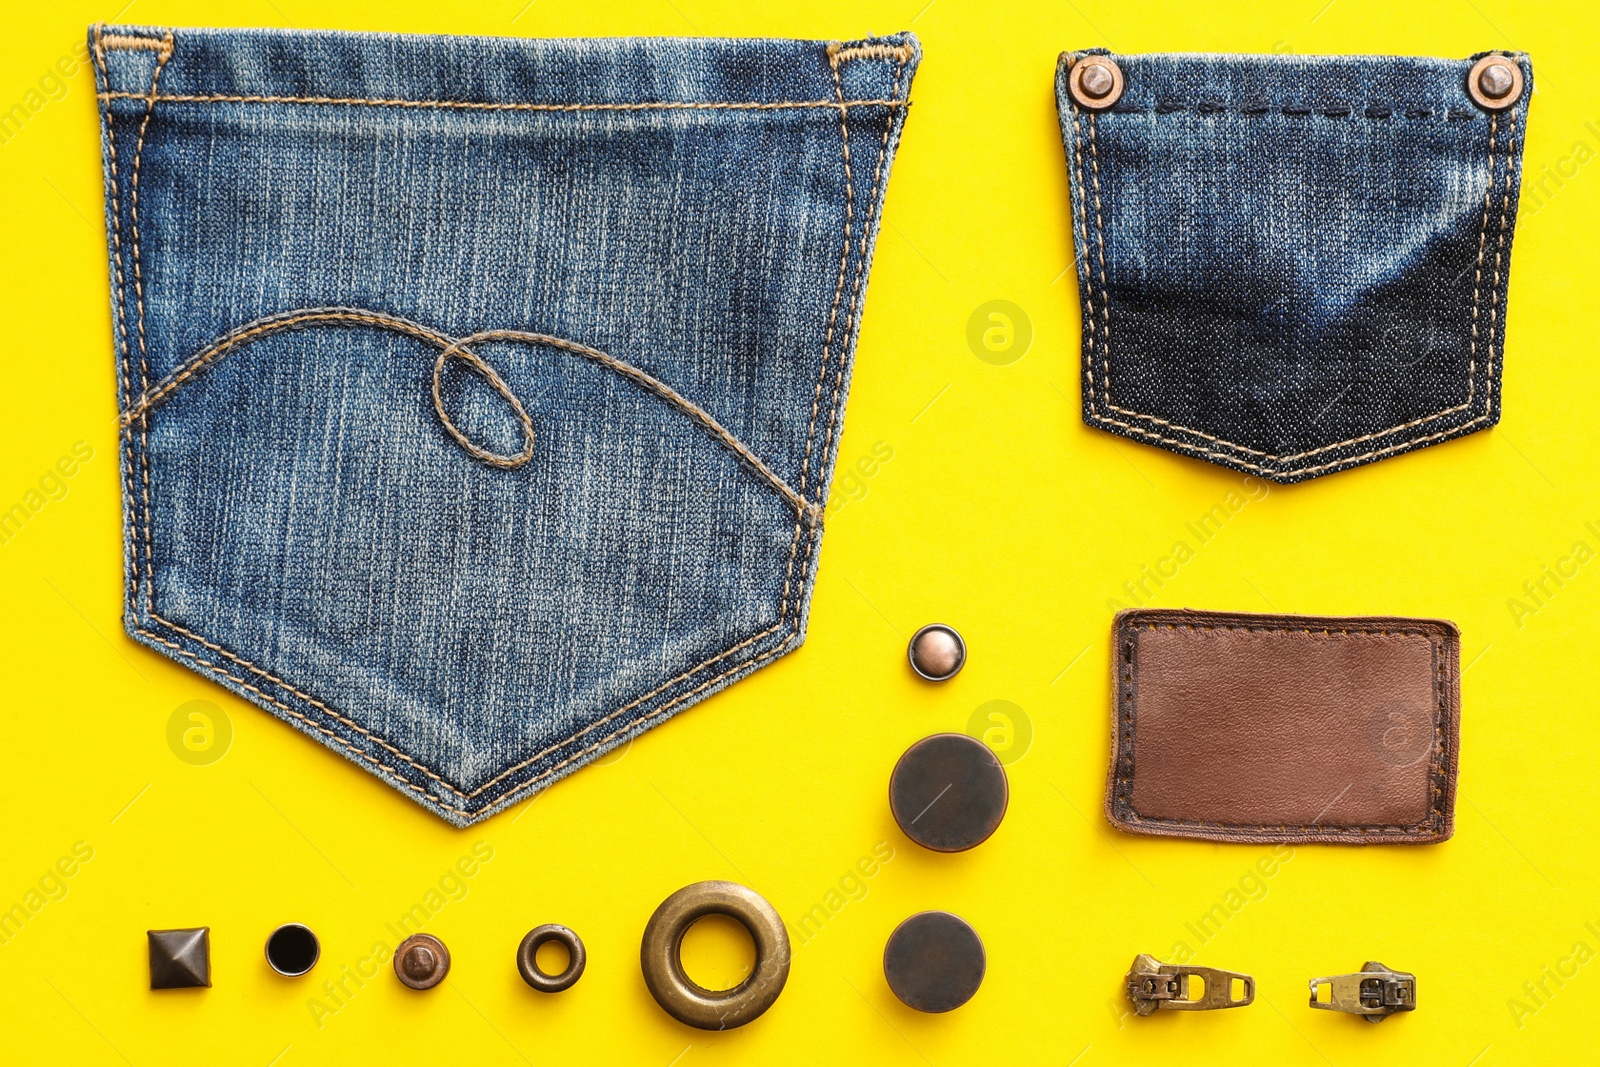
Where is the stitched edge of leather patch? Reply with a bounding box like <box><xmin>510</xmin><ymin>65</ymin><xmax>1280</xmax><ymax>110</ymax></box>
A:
<box><xmin>1105</xmin><ymin>608</ymin><xmax>1460</xmax><ymax>845</ymax></box>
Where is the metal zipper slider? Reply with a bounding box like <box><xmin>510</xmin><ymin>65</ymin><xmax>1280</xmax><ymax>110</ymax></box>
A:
<box><xmin>1308</xmin><ymin>960</ymin><xmax>1416</xmax><ymax>1022</ymax></box>
<box><xmin>1125</xmin><ymin>953</ymin><xmax>1254</xmax><ymax>1015</ymax></box>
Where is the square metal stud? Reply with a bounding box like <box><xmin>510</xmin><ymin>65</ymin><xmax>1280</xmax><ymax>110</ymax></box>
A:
<box><xmin>148</xmin><ymin>927</ymin><xmax>211</xmax><ymax>989</ymax></box>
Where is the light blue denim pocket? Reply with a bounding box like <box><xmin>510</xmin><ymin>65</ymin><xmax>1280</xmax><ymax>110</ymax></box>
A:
<box><xmin>93</xmin><ymin>24</ymin><xmax>918</xmax><ymax>825</ymax></box>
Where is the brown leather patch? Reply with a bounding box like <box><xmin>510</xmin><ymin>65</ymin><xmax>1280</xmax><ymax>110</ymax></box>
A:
<box><xmin>1106</xmin><ymin>609</ymin><xmax>1459</xmax><ymax>844</ymax></box>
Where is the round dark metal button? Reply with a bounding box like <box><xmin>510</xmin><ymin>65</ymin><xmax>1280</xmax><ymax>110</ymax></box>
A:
<box><xmin>883</xmin><ymin>911</ymin><xmax>986</xmax><ymax>1013</ymax></box>
<box><xmin>517</xmin><ymin>924</ymin><xmax>587</xmax><ymax>993</ymax></box>
<box><xmin>1466</xmin><ymin>54</ymin><xmax>1524</xmax><ymax>110</ymax></box>
<box><xmin>265</xmin><ymin>923</ymin><xmax>320</xmax><ymax>977</ymax></box>
<box><xmin>640</xmin><ymin>880</ymin><xmax>790</xmax><ymax>1030</ymax></box>
<box><xmin>394</xmin><ymin>933</ymin><xmax>450</xmax><ymax>990</ymax></box>
<box><xmin>908</xmin><ymin>624</ymin><xmax>966</xmax><ymax>682</ymax></box>
<box><xmin>889</xmin><ymin>732</ymin><xmax>1008</xmax><ymax>852</ymax></box>
<box><xmin>1067</xmin><ymin>54</ymin><xmax>1125</xmax><ymax>111</ymax></box>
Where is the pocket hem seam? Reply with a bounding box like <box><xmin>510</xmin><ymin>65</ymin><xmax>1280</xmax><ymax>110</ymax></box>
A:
<box><xmin>132</xmin><ymin>609</ymin><xmax>799</xmax><ymax>819</ymax></box>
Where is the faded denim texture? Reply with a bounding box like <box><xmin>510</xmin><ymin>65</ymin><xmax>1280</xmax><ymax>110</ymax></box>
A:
<box><xmin>1057</xmin><ymin>50</ymin><xmax>1532</xmax><ymax>482</ymax></box>
<box><xmin>92</xmin><ymin>24</ymin><xmax>919</xmax><ymax>825</ymax></box>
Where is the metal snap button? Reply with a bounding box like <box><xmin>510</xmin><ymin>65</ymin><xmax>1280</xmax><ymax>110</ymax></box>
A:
<box><xmin>1068</xmin><ymin>54</ymin><xmax>1125</xmax><ymax>110</ymax></box>
<box><xmin>908</xmin><ymin>623</ymin><xmax>966</xmax><ymax>681</ymax></box>
<box><xmin>517</xmin><ymin>924</ymin><xmax>587</xmax><ymax>993</ymax></box>
<box><xmin>1466</xmin><ymin>54</ymin><xmax>1524</xmax><ymax>110</ymax></box>
<box><xmin>640</xmin><ymin>880</ymin><xmax>790</xmax><ymax>1030</ymax></box>
<box><xmin>394</xmin><ymin>933</ymin><xmax>450</xmax><ymax>990</ymax></box>
<box><xmin>889</xmin><ymin>732</ymin><xmax>1009</xmax><ymax>852</ymax></box>
<box><xmin>883</xmin><ymin>911</ymin><xmax>986</xmax><ymax>1013</ymax></box>
<box><xmin>265</xmin><ymin>923</ymin><xmax>320</xmax><ymax>977</ymax></box>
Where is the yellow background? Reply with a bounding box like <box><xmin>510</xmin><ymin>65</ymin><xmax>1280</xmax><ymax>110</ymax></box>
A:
<box><xmin>2</xmin><ymin>0</ymin><xmax>1597</xmax><ymax>1063</ymax></box>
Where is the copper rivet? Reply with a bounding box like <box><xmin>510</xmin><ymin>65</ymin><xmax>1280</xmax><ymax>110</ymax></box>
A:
<box><xmin>1068</xmin><ymin>55</ymin><xmax>1124</xmax><ymax>111</ymax></box>
<box><xmin>1479</xmin><ymin>63</ymin><xmax>1513</xmax><ymax>97</ymax></box>
<box><xmin>1466</xmin><ymin>54</ymin><xmax>1523</xmax><ymax>110</ymax></box>
<box><xmin>908</xmin><ymin>623</ymin><xmax>966</xmax><ymax>682</ymax></box>
<box><xmin>1079</xmin><ymin>64</ymin><xmax>1114</xmax><ymax>99</ymax></box>
<box><xmin>394</xmin><ymin>933</ymin><xmax>450</xmax><ymax>990</ymax></box>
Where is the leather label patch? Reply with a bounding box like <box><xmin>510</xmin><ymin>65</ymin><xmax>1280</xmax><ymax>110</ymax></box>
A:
<box><xmin>1106</xmin><ymin>609</ymin><xmax>1460</xmax><ymax>845</ymax></box>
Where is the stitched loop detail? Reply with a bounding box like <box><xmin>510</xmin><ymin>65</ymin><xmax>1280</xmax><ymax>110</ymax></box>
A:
<box><xmin>123</xmin><ymin>307</ymin><xmax>815</xmax><ymax>514</ymax></box>
<box><xmin>431</xmin><ymin>338</ymin><xmax>536</xmax><ymax>470</ymax></box>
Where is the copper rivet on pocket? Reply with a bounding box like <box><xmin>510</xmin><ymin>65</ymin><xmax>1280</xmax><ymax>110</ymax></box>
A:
<box><xmin>908</xmin><ymin>623</ymin><xmax>966</xmax><ymax>681</ymax></box>
<box><xmin>889</xmin><ymin>732</ymin><xmax>1009</xmax><ymax>852</ymax></box>
<box><xmin>394</xmin><ymin>933</ymin><xmax>450</xmax><ymax>990</ymax></box>
<box><xmin>640</xmin><ymin>880</ymin><xmax>791</xmax><ymax>1030</ymax></box>
<box><xmin>1466</xmin><ymin>54</ymin><xmax>1523</xmax><ymax>110</ymax></box>
<box><xmin>883</xmin><ymin>911</ymin><xmax>986</xmax><ymax>1013</ymax></box>
<box><xmin>517</xmin><ymin>924</ymin><xmax>586</xmax><ymax>993</ymax></box>
<box><xmin>1068</xmin><ymin>55</ymin><xmax>1124</xmax><ymax>110</ymax></box>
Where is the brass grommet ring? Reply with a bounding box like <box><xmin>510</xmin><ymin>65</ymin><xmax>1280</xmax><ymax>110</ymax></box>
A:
<box><xmin>517</xmin><ymin>924</ymin><xmax>587</xmax><ymax>993</ymax></box>
<box><xmin>640</xmin><ymin>880</ymin><xmax>791</xmax><ymax>1030</ymax></box>
<box><xmin>1466</xmin><ymin>54</ymin><xmax>1524</xmax><ymax>110</ymax></box>
<box><xmin>1067</xmin><ymin>54</ymin><xmax>1124</xmax><ymax>111</ymax></box>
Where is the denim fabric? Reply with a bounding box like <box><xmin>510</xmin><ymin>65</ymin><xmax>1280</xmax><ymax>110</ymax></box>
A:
<box><xmin>93</xmin><ymin>24</ymin><xmax>918</xmax><ymax>825</ymax></box>
<box><xmin>1057</xmin><ymin>50</ymin><xmax>1531</xmax><ymax>482</ymax></box>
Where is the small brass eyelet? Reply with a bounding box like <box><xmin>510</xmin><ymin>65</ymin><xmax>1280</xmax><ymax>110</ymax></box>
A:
<box><xmin>517</xmin><ymin>924</ymin><xmax>586</xmax><ymax>993</ymax></box>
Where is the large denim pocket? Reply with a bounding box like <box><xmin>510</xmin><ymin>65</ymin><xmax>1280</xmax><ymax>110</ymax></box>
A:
<box><xmin>1056</xmin><ymin>50</ymin><xmax>1531</xmax><ymax>482</ymax></box>
<box><xmin>93</xmin><ymin>24</ymin><xmax>918</xmax><ymax>825</ymax></box>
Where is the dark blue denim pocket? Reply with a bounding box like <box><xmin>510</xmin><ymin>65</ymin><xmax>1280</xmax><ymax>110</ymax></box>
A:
<box><xmin>1057</xmin><ymin>50</ymin><xmax>1531</xmax><ymax>482</ymax></box>
<box><xmin>94</xmin><ymin>24</ymin><xmax>918</xmax><ymax>825</ymax></box>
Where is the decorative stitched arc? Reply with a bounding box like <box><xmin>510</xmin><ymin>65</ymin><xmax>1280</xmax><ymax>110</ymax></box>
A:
<box><xmin>124</xmin><ymin>307</ymin><xmax>815</xmax><ymax>510</ymax></box>
<box><xmin>93</xmin><ymin>23</ymin><xmax>920</xmax><ymax>825</ymax></box>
